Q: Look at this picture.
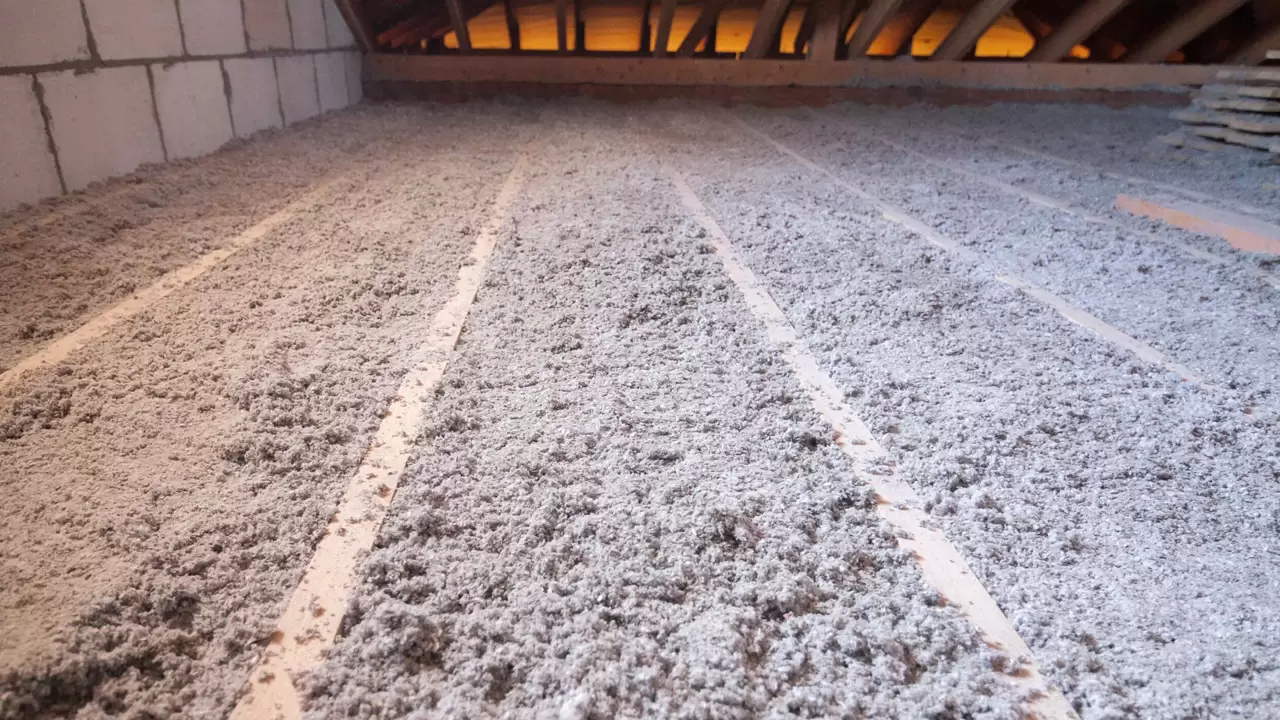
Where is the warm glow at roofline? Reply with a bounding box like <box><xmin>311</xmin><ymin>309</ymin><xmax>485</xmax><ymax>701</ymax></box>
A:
<box><xmin>441</xmin><ymin>5</ymin><xmax>1090</xmax><ymax>59</ymax></box>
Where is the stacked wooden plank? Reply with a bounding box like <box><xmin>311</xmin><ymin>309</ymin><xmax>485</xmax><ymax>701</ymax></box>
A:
<box><xmin>1166</xmin><ymin>64</ymin><xmax>1280</xmax><ymax>156</ymax></box>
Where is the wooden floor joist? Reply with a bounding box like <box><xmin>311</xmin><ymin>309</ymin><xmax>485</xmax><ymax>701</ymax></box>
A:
<box><xmin>1195</xmin><ymin>125</ymin><xmax>1280</xmax><ymax>152</ymax></box>
<box><xmin>1117</xmin><ymin>195</ymin><xmax>1280</xmax><ymax>254</ymax></box>
<box><xmin>1026</xmin><ymin>0</ymin><xmax>1136</xmax><ymax>62</ymax></box>
<box><xmin>1224</xmin><ymin>115</ymin><xmax>1280</xmax><ymax>134</ymax></box>
<box><xmin>371</xmin><ymin>54</ymin><xmax>1226</xmax><ymax>90</ymax></box>
<box><xmin>230</xmin><ymin>152</ymin><xmax>534</xmax><ymax>720</ymax></box>
<box><xmin>664</xmin><ymin>157</ymin><xmax>1079</xmax><ymax>720</ymax></box>
<box><xmin>1200</xmin><ymin>96</ymin><xmax>1280</xmax><ymax>113</ymax></box>
<box><xmin>1197</xmin><ymin>83</ymin><xmax>1280</xmax><ymax>99</ymax></box>
<box><xmin>1127</xmin><ymin>0</ymin><xmax>1252</xmax><ymax>64</ymax></box>
<box><xmin>931</xmin><ymin>0</ymin><xmax>1017</xmax><ymax>61</ymax></box>
<box><xmin>0</xmin><ymin>180</ymin><xmax>344</xmax><ymax>391</ymax></box>
<box><xmin>1218</xmin><ymin>68</ymin><xmax>1280</xmax><ymax>83</ymax></box>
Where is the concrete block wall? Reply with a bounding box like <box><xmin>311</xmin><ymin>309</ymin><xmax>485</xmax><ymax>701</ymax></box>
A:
<box><xmin>0</xmin><ymin>0</ymin><xmax>365</xmax><ymax>212</ymax></box>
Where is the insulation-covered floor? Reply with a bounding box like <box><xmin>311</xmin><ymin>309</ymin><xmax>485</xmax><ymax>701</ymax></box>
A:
<box><xmin>1</xmin><ymin>101</ymin><xmax>1278</xmax><ymax>719</ymax></box>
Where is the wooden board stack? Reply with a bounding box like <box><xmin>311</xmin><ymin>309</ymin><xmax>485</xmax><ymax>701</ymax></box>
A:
<box><xmin>1164</xmin><ymin>58</ymin><xmax>1280</xmax><ymax>156</ymax></box>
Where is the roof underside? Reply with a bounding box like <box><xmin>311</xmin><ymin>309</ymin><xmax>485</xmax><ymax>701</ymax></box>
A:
<box><xmin>338</xmin><ymin>0</ymin><xmax>1280</xmax><ymax>64</ymax></box>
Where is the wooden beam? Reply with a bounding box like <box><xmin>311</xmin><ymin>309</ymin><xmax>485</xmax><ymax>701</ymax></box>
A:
<box><xmin>745</xmin><ymin>0</ymin><xmax>794</xmax><ymax>58</ymax></box>
<box><xmin>1228</xmin><ymin>20</ymin><xmax>1280</xmax><ymax>63</ymax></box>
<box><xmin>445</xmin><ymin>0</ymin><xmax>472</xmax><ymax>51</ymax></box>
<box><xmin>795</xmin><ymin>4</ymin><xmax>819</xmax><ymax>54</ymax></box>
<box><xmin>1258</xmin><ymin>0</ymin><xmax>1280</xmax><ymax>24</ymax></box>
<box><xmin>1117</xmin><ymin>195</ymin><xmax>1280</xmax><ymax>254</ymax></box>
<box><xmin>702</xmin><ymin>18</ymin><xmax>720</xmax><ymax>55</ymax></box>
<box><xmin>837</xmin><ymin>0</ymin><xmax>864</xmax><ymax>56</ymax></box>
<box><xmin>878</xmin><ymin>0</ymin><xmax>940</xmax><ymax>56</ymax></box>
<box><xmin>372</xmin><ymin>53</ymin><xmax>1229</xmax><ymax>90</ymax></box>
<box><xmin>808</xmin><ymin>0</ymin><xmax>842</xmax><ymax>59</ymax></box>
<box><xmin>847</xmin><ymin>0</ymin><xmax>910</xmax><ymax>57</ymax></box>
<box><xmin>502</xmin><ymin>0</ymin><xmax>520</xmax><ymax>50</ymax></box>
<box><xmin>574</xmin><ymin>0</ymin><xmax>586</xmax><ymax>54</ymax></box>
<box><xmin>1027</xmin><ymin>0</ymin><xmax>1135</xmax><ymax>61</ymax></box>
<box><xmin>677</xmin><ymin>0</ymin><xmax>726</xmax><ymax>57</ymax></box>
<box><xmin>388</xmin><ymin>0</ymin><xmax>497</xmax><ymax>50</ymax></box>
<box><xmin>654</xmin><ymin>0</ymin><xmax>678</xmax><ymax>55</ymax></box>
<box><xmin>379</xmin><ymin>2</ymin><xmax>461</xmax><ymax>49</ymax></box>
<box><xmin>556</xmin><ymin>0</ymin><xmax>569</xmax><ymax>52</ymax></box>
<box><xmin>333</xmin><ymin>0</ymin><xmax>376</xmax><ymax>51</ymax></box>
<box><xmin>639</xmin><ymin>0</ymin><xmax>654</xmax><ymax>52</ymax></box>
<box><xmin>931</xmin><ymin>0</ymin><xmax>1017</xmax><ymax>61</ymax></box>
<box><xmin>380</xmin><ymin>17</ymin><xmax>432</xmax><ymax>48</ymax></box>
<box><xmin>1011</xmin><ymin>4</ymin><xmax>1052</xmax><ymax>42</ymax></box>
<box><xmin>1127</xmin><ymin>0</ymin><xmax>1252</xmax><ymax>63</ymax></box>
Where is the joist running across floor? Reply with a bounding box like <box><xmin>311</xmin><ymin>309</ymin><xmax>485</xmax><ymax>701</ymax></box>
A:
<box><xmin>648</xmin><ymin>103</ymin><xmax>1279</xmax><ymax>719</ymax></box>
<box><xmin>720</xmin><ymin>111</ymin><xmax>1202</xmax><ymax>384</ymax></box>
<box><xmin>660</xmin><ymin>159</ymin><xmax>1076</xmax><ymax>720</ymax></box>
<box><xmin>811</xmin><ymin>109</ymin><xmax>1280</xmax><ymax>290</ymax></box>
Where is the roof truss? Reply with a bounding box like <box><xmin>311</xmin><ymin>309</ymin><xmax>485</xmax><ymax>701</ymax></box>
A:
<box><xmin>339</xmin><ymin>0</ymin><xmax>1280</xmax><ymax>65</ymax></box>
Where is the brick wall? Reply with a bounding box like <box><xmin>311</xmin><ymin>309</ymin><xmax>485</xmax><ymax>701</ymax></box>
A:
<box><xmin>0</xmin><ymin>0</ymin><xmax>363</xmax><ymax>211</ymax></box>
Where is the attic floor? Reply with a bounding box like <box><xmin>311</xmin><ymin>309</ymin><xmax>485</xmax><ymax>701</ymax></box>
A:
<box><xmin>1</xmin><ymin>100</ymin><xmax>1278</xmax><ymax>719</ymax></box>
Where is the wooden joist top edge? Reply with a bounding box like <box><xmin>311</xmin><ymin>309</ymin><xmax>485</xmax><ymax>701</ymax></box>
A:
<box><xmin>1216</xmin><ymin>68</ymin><xmax>1280</xmax><ymax>84</ymax></box>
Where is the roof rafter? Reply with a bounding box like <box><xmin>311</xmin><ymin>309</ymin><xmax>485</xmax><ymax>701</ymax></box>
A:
<box><xmin>333</xmin><ymin>0</ymin><xmax>376</xmax><ymax>51</ymax></box>
<box><xmin>806</xmin><ymin>0</ymin><xmax>843</xmax><ymax>59</ymax></box>
<box><xmin>502</xmin><ymin>0</ymin><xmax>520</xmax><ymax>49</ymax></box>
<box><xmin>654</xmin><ymin>0</ymin><xmax>678</xmax><ymax>56</ymax></box>
<box><xmin>1026</xmin><ymin>0</ymin><xmax>1136</xmax><ymax>62</ymax></box>
<box><xmin>444</xmin><ymin>0</ymin><xmax>473</xmax><ymax>51</ymax></box>
<box><xmin>877</xmin><ymin>0</ymin><xmax>939</xmax><ymax>56</ymax></box>
<box><xmin>556</xmin><ymin>0</ymin><xmax>569</xmax><ymax>52</ymax></box>
<box><xmin>931</xmin><ymin>0</ymin><xmax>1018</xmax><ymax>61</ymax></box>
<box><xmin>1229</xmin><ymin>19</ymin><xmax>1280</xmax><ymax>63</ymax></box>
<box><xmin>1127</xmin><ymin>0</ymin><xmax>1252</xmax><ymax>63</ymax></box>
<box><xmin>744</xmin><ymin>0</ymin><xmax>793</xmax><ymax>58</ymax></box>
<box><xmin>847</xmin><ymin>0</ymin><xmax>908</xmax><ymax>57</ymax></box>
<box><xmin>678</xmin><ymin>0</ymin><xmax>728</xmax><ymax>57</ymax></box>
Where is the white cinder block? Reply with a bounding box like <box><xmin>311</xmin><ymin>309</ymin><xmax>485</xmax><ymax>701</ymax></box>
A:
<box><xmin>244</xmin><ymin>0</ymin><xmax>293</xmax><ymax>50</ymax></box>
<box><xmin>225</xmin><ymin>57</ymin><xmax>283</xmax><ymax>137</ymax></box>
<box><xmin>316</xmin><ymin>52</ymin><xmax>348</xmax><ymax>112</ymax></box>
<box><xmin>275</xmin><ymin>55</ymin><xmax>319</xmax><ymax>125</ymax></box>
<box><xmin>84</xmin><ymin>0</ymin><xmax>184</xmax><ymax>60</ymax></box>
<box><xmin>179</xmin><ymin>0</ymin><xmax>247</xmax><ymax>55</ymax></box>
<box><xmin>0</xmin><ymin>0</ymin><xmax>91</xmax><ymax>67</ymax></box>
<box><xmin>344</xmin><ymin>51</ymin><xmax>363</xmax><ymax>105</ymax></box>
<box><xmin>41</xmin><ymin>67</ymin><xmax>165</xmax><ymax>191</ymax></box>
<box><xmin>288</xmin><ymin>0</ymin><xmax>328</xmax><ymax>50</ymax></box>
<box><xmin>153</xmin><ymin>61</ymin><xmax>234</xmax><ymax>160</ymax></box>
<box><xmin>0</xmin><ymin>76</ymin><xmax>63</xmax><ymax>211</ymax></box>
<box><xmin>324</xmin><ymin>0</ymin><xmax>356</xmax><ymax>48</ymax></box>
